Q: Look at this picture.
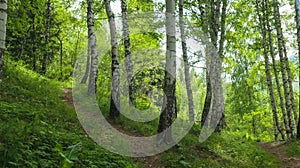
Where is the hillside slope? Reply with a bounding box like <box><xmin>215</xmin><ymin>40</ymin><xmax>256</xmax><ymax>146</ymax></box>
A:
<box><xmin>0</xmin><ymin>60</ymin><xmax>137</xmax><ymax>167</ymax></box>
<box><xmin>0</xmin><ymin>59</ymin><xmax>283</xmax><ymax>168</ymax></box>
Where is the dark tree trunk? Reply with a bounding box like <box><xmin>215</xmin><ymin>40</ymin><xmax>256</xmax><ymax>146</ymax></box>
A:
<box><xmin>0</xmin><ymin>0</ymin><xmax>7</xmax><ymax>88</ymax></box>
<box><xmin>42</xmin><ymin>0</ymin><xmax>51</xmax><ymax>74</ymax></box>
<box><xmin>201</xmin><ymin>67</ymin><xmax>212</xmax><ymax>126</ymax></box>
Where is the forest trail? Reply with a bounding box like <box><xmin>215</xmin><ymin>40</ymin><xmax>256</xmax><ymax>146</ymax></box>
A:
<box><xmin>60</xmin><ymin>87</ymin><xmax>163</xmax><ymax>168</ymax></box>
<box><xmin>259</xmin><ymin>142</ymin><xmax>300</xmax><ymax>168</ymax></box>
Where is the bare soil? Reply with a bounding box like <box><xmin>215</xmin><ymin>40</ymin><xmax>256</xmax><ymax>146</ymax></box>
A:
<box><xmin>259</xmin><ymin>142</ymin><xmax>300</xmax><ymax>168</ymax></box>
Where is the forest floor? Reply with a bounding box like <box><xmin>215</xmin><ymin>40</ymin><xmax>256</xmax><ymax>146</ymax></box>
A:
<box><xmin>259</xmin><ymin>142</ymin><xmax>300</xmax><ymax>168</ymax></box>
<box><xmin>62</xmin><ymin>87</ymin><xmax>297</xmax><ymax>168</ymax></box>
<box><xmin>61</xmin><ymin>87</ymin><xmax>162</xmax><ymax>168</ymax></box>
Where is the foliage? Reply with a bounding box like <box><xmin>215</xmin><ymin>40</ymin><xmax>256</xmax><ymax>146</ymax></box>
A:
<box><xmin>0</xmin><ymin>59</ymin><xmax>137</xmax><ymax>167</ymax></box>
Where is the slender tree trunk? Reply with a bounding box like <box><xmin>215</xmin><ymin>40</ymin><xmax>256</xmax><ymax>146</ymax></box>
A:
<box><xmin>157</xmin><ymin>0</ymin><xmax>176</xmax><ymax>144</ymax></box>
<box><xmin>265</xmin><ymin>0</ymin><xmax>287</xmax><ymax>140</ymax></box>
<box><xmin>0</xmin><ymin>0</ymin><xmax>6</xmax><ymax>88</ymax></box>
<box><xmin>256</xmin><ymin>0</ymin><xmax>283</xmax><ymax>140</ymax></box>
<box><xmin>273</xmin><ymin>0</ymin><xmax>295</xmax><ymax>138</ymax></box>
<box><xmin>81</xmin><ymin>29</ymin><xmax>90</xmax><ymax>84</ymax></box>
<box><xmin>294</xmin><ymin>0</ymin><xmax>300</xmax><ymax>139</ymax></box>
<box><xmin>57</xmin><ymin>36</ymin><xmax>63</xmax><ymax>79</ymax></box>
<box><xmin>179</xmin><ymin>0</ymin><xmax>194</xmax><ymax>122</ymax></box>
<box><xmin>105</xmin><ymin>0</ymin><xmax>120</xmax><ymax>118</ymax></box>
<box><xmin>201</xmin><ymin>69</ymin><xmax>211</xmax><ymax>126</ymax></box>
<box><xmin>42</xmin><ymin>0</ymin><xmax>51</xmax><ymax>74</ymax></box>
<box><xmin>81</xmin><ymin>52</ymin><xmax>90</xmax><ymax>84</ymax></box>
<box><xmin>199</xmin><ymin>1</ymin><xmax>211</xmax><ymax>127</ymax></box>
<box><xmin>121</xmin><ymin>0</ymin><xmax>134</xmax><ymax>106</ymax></box>
<box><xmin>87</xmin><ymin>0</ymin><xmax>99</xmax><ymax>95</ymax></box>
<box><xmin>31</xmin><ymin>17</ymin><xmax>36</xmax><ymax>71</ymax></box>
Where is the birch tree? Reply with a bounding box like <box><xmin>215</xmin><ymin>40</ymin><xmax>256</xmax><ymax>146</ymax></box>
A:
<box><xmin>264</xmin><ymin>0</ymin><xmax>288</xmax><ymax>139</ymax></box>
<box><xmin>0</xmin><ymin>0</ymin><xmax>7</xmax><ymax>88</ymax></box>
<box><xmin>179</xmin><ymin>0</ymin><xmax>194</xmax><ymax>122</ymax></box>
<box><xmin>294</xmin><ymin>0</ymin><xmax>300</xmax><ymax>139</ymax></box>
<box><xmin>105</xmin><ymin>0</ymin><xmax>120</xmax><ymax>118</ymax></box>
<box><xmin>200</xmin><ymin>0</ymin><xmax>227</xmax><ymax>131</ymax></box>
<box><xmin>273</xmin><ymin>0</ymin><xmax>295</xmax><ymax>137</ymax></box>
<box><xmin>255</xmin><ymin>0</ymin><xmax>284</xmax><ymax>140</ymax></box>
<box><xmin>87</xmin><ymin>0</ymin><xmax>99</xmax><ymax>95</ymax></box>
<box><xmin>121</xmin><ymin>0</ymin><xmax>134</xmax><ymax>106</ymax></box>
<box><xmin>157</xmin><ymin>0</ymin><xmax>176</xmax><ymax>144</ymax></box>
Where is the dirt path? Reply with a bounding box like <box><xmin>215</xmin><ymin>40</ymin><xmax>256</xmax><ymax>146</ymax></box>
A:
<box><xmin>60</xmin><ymin>87</ymin><xmax>163</xmax><ymax>168</ymax></box>
<box><xmin>259</xmin><ymin>142</ymin><xmax>300</xmax><ymax>168</ymax></box>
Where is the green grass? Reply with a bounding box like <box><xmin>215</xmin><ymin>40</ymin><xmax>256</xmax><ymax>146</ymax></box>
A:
<box><xmin>0</xmin><ymin>58</ymin><xmax>281</xmax><ymax>168</ymax></box>
<box><xmin>0</xmin><ymin>59</ymin><xmax>137</xmax><ymax>168</ymax></box>
<box><xmin>108</xmin><ymin>111</ymin><xmax>280</xmax><ymax>167</ymax></box>
<box><xmin>287</xmin><ymin>140</ymin><xmax>300</xmax><ymax>157</ymax></box>
<box><xmin>157</xmin><ymin>127</ymin><xmax>279</xmax><ymax>168</ymax></box>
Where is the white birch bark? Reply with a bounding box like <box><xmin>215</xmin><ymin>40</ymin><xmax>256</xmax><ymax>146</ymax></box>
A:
<box><xmin>87</xmin><ymin>0</ymin><xmax>99</xmax><ymax>95</ymax></box>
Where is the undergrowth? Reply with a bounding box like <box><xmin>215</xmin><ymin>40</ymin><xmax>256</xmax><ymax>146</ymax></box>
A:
<box><xmin>0</xmin><ymin>59</ymin><xmax>136</xmax><ymax>168</ymax></box>
<box><xmin>0</xmin><ymin>58</ymin><xmax>282</xmax><ymax>168</ymax></box>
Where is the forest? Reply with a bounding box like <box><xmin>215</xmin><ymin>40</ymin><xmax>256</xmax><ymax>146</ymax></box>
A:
<box><xmin>0</xmin><ymin>0</ymin><xmax>300</xmax><ymax>167</ymax></box>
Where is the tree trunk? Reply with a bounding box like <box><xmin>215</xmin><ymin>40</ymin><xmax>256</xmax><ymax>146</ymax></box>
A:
<box><xmin>255</xmin><ymin>0</ymin><xmax>284</xmax><ymax>140</ymax></box>
<box><xmin>200</xmin><ymin>0</ymin><xmax>226</xmax><ymax>131</ymax></box>
<box><xmin>87</xmin><ymin>0</ymin><xmax>99</xmax><ymax>95</ymax></box>
<box><xmin>201</xmin><ymin>69</ymin><xmax>211</xmax><ymax>126</ymax></box>
<box><xmin>179</xmin><ymin>0</ymin><xmax>194</xmax><ymax>122</ymax></box>
<box><xmin>81</xmin><ymin>29</ymin><xmax>90</xmax><ymax>84</ymax></box>
<box><xmin>121</xmin><ymin>0</ymin><xmax>134</xmax><ymax>106</ymax></box>
<box><xmin>199</xmin><ymin>1</ymin><xmax>211</xmax><ymax>127</ymax></box>
<box><xmin>273</xmin><ymin>0</ymin><xmax>295</xmax><ymax>138</ymax></box>
<box><xmin>215</xmin><ymin>0</ymin><xmax>227</xmax><ymax>131</ymax></box>
<box><xmin>58</xmin><ymin>36</ymin><xmax>63</xmax><ymax>80</ymax></box>
<box><xmin>105</xmin><ymin>0</ymin><xmax>120</xmax><ymax>118</ymax></box>
<box><xmin>265</xmin><ymin>0</ymin><xmax>287</xmax><ymax>140</ymax></box>
<box><xmin>294</xmin><ymin>0</ymin><xmax>300</xmax><ymax>139</ymax></box>
<box><xmin>157</xmin><ymin>0</ymin><xmax>176</xmax><ymax>144</ymax></box>
<box><xmin>31</xmin><ymin>18</ymin><xmax>36</xmax><ymax>71</ymax></box>
<box><xmin>42</xmin><ymin>0</ymin><xmax>51</xmax><ymax>74</ymax></box>
<box><xmin>0</xmin><ymin>0</ymin><xmax>7</xmax><ymax>88</ymax></box>
<box><xmin>81</xmin><ymin>51</ymin><xmax>90</xmax><ymax>84</ymax></box>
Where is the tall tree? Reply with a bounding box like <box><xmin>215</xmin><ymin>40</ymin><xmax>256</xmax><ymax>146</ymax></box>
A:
<box><xmin>0</xmin><ymin>0</ymin><xmax>7</xmax><ymax>88</ymax></box>
<box><xmin>105</xmin><ymin>0</ymin><xmax>120</xmax><ymax>118</ymax></box>
<box><xmin>265</xmin><ymin>0</ymin><xmax>288</xmax><ymax>139</ymax></box>
<box><xmin>255</xmin><ymin>0</ymin><xmax>284</xmax><ymax>140</ymax></box>
<box><xmin>200</xmin><ymin>0</ymin><xmax>227</xmax><ymax>131</ymax></box>
<box><xmin>273</xmin><ymin>0</ymin><xmax>296</xmax><ymax>138</ymax></box>
<box><xmin>294</xmin><ymin>0</ymin><xmax>300</xmax><ymax>139</ymax></box>
<box><xmin>157</xmin><ymin>0</ymin><xmax>176</xmax><ymax>144</ymax></box>
<box><xmin>121</xmin><ymin>0</ymin><xmax>134</xmax><ymax>106</ymax></box>
<box><xmin>179</xmin><ymin>0</ymin><xmax>194</xmax><ymax>122</ymax></box>
<box><xmin>41</xmin><ymin>0</ymin><xmax>51</xmax><ymax>74</ymax></box>
<box><xmin>87</xmin><ymin>0</ymin><xmax>99</xmax><ymax>95</ymax></box>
